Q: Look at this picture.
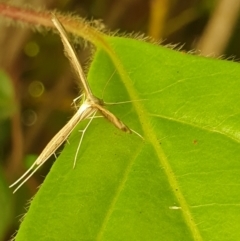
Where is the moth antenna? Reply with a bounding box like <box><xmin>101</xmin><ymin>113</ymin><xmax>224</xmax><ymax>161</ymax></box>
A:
<box><xmin>105</xmin><ymin>99</ymin><xmax>148</xmax><ymax>105</ymax></box>
<box><xmin>101</xmin><ymin>69</ymin><xmax>117</xmax><ymax>99</ymax></box>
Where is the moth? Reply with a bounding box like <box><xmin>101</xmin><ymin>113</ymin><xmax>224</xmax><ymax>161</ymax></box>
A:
<box><xmin>10</xmin><ymin>15</ymin><xmax>132</xmax><ymax>193</ymax></box>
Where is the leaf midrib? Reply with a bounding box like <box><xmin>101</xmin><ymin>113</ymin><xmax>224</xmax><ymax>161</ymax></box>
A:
<box><xmin>98</xmin><ymin>37</ymin><xmax>203</xmax><ymax>240</ymax></box>
<box><xmin>140</xmin><ymin>110</ymin><xmax>203</xmax><ymax>240</ymax></box>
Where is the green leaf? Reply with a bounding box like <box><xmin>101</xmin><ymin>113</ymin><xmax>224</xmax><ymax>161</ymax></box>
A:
<box><xmin>15</xmin><ymin>37</ymin><xmax>240</xmax><ymax>241</ymax></box>
<box><xmin>0</xmin><ymin>71</ymin><xmax>16</xmax><ymax>120</ymax></box>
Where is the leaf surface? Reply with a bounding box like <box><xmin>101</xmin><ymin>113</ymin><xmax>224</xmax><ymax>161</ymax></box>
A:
<box><xmin>15</xmin><ymin>37</ymin><xmax>240</xmax><ymax>241</ymax></box>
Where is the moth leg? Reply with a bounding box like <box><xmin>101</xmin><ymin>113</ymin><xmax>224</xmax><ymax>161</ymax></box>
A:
<box><xmin>73</xmin><ymin>110</ymin><xmax>97</xmax><ymax>168</ymax></box>
<box><xmin>72</xmin><ymin>94</ymin><xmax>85</xmax><ymax>110</ymax></box>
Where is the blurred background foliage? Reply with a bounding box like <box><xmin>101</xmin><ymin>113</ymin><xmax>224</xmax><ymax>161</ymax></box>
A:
<box><xmin>1</xmin><ymin>0</ymin><xmax>240</xmax><ymax>240</ymax></box>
